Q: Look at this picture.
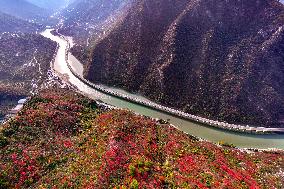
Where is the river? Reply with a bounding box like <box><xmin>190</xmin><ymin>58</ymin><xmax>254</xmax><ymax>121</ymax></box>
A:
<box><xmin>41</xmin><ymin>29</ymin><xmax>284</xmax><ymax>150</ymax></box>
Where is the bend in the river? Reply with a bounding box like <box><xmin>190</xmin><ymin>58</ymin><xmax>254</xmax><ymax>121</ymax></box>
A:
<box><xmin>41</xmin><ymin>29</ymin><xmax>284</xmax><ymax>150</ymax></box>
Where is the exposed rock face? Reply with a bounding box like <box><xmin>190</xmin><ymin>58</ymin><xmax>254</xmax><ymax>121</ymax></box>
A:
<box><xmin>85</xmin><ymin>0</ymin><xmax>284</xmax><ymax>128</ymax></box>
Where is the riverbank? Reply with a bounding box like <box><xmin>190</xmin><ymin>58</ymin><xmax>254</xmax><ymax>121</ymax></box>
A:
<box><xmin>1</xmin><ymin>98</ymin><xmax>28</xmax><ymax>124</ymax></box>
<box><xmin>56</xmin><ymin>30</ymin><xmax>284</xmax><ymax>135</ymax></box>
<box><xmin>41</xmin><ymin>28</ymin><xmax>284</xmax><ymax>149</ymax></box>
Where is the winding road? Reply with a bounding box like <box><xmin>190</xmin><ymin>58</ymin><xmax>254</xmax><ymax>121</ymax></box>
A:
<box><xmin>41</xmin><ymin>29</ymin><xmax>284</xmax><ymax>150</ymax></box>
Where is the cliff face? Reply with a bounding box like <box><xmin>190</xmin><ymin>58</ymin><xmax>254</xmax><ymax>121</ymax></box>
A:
<box><xmin>85</xmin><ymin>0</ymin><xmax>284</xmax><ymax>128</ymax></box>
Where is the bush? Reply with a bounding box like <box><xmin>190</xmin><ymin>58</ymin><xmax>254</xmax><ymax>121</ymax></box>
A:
<box><xmin>158</xmin><ymin>119</ymin><xmax>169</xmax><ymax>124</ymax></box>
<box><xmin>0</xmin><ymin>136</ymin><xmax>8</xmax><ymax>147</ymax></box>
<box><xmin>25</xmin><ymin>97</ymin><xmax>51</xmax><ymax>109</ymax></box>
<box><xmin>0</xmin><ymin>177</ymin><xmax>9</xmax><ymax>189</ymax></box>
<box><xmin>2</xmin><ymin>127</ymin><xmax>16</xmax><ymax>137</ymax></box>
<box><xmin>218</xmin><ymin>141</ymin><xmax>236</xmax><ymax>148</ymax></box>
<box><xmin>130</xmin><ymin>179</ymin><xmax>139</xmax><ymax>189</ymax></box>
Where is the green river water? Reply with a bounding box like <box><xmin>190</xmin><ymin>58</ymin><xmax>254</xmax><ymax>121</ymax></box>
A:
<box><xmin>41</xmin><ymin>29</ymin><xmax>284</xmax><ymax>150</ymax></box>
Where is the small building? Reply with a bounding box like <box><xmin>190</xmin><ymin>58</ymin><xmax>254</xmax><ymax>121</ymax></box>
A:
<box><xmin>18</xmin><ymin>98</ymin><xmax>27</xmax><ymax>104</ymax></box>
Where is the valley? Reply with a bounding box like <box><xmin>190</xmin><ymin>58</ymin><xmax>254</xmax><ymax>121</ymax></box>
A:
<box><xmin>81</xmin><ymin>0</ymin><xmax>284</xmax><ymax>129</ymax></box>
<box><xmin>1</xmin><ymin>0</ymin><xmax>283</xmax><ymax>148</ymax></box>
<box><xmin>41</xmin><ymin>29</ymin><xmax>284</xmax><ymax>149</ymax></box>
<box><xmin>0</xmin><ymin>0</ymin><xmax>284</xmax><ymax>188</ymax></box>
<box><xmin>0</xmin><ymin>0</ymin><xmax>283</xmax><ymax>149</ymax></box>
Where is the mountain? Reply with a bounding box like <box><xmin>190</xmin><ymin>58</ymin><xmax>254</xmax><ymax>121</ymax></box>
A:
<box><xmin>0</xmin><ymin>89</ymin><xmax>283</xmax><ymax>188</ymax></box>
<box><xmin>0</xmin><ymin>9</ymin><xmax>56</xmax><ymax>117</ymax></box>
<box><xmin>82</xmin><ymin>0</ymin><xmax>284</xmax><ymax>128</ymax></box>
<box><xmin>0</xmin><ymin>33</ymin><xmax>57</xmax><ymax>89</ymax></box>
<box><xmin>58</xmin><ymin>0</ymin><xmax>129</xmax><ymax>44</ymax></box>
<box><xmin>26</xmin><ymin>0</ymin><xmax>73</xmax><ymax>12</ymax></box>
<box><xmin>0</xmin><ymin>0</ymin><xmax>50</xmax><ymax>22</ymax></box>
<box><xmin>0</xmin><ymin>32</ymin><xmax>57</xmax><ymax>116</ymax></box>
<box><xmin>0</xmin><ymin>12</ymin><xmax>40</xmax><ymax>33</ymax></box>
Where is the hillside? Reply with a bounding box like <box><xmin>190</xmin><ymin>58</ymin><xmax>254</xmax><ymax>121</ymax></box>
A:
<box><xmin>83</xmin><ymin>0</ymin><xmax>284</xmax><ymax>128</ymax></box>
<box><xmin>26</xmin><ymin>0</ymin><xmax>71</xmax><ymax>12</ymax></box>
<box><xmin>0</xmin><ymin>0</ymin><xmax>50</xmax><ymax>22</ymax></box>
<box><xmin>0</xmin><ymin>89</ymin><xmax>283</xmax><ymax>188</ymax></box>
<box><xmin>0</xmin><ymin>2</ymin><xmax>58</xmax><ymax>117</ymax></box>
<box><xmin>0</xmin><ymin>33</ymin><xmax>57</xmax><ymax>89</ymax></box>
<box><xmin>58</xmin><ymin>0</ymin><xmax>128</xmax><ymax>44</ymax></box>
<box><xmin>0</xmin><ymin>32</ymin><xmax>57</xmax><ymax>117</ymax></box>
<box><xmin>0</xmin><ymin>12</ymin><xmax>40</xmax><ymax>33</ymax></box>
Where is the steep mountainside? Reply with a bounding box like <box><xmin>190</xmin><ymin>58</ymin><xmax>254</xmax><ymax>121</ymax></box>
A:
<box><xmin>0</xmin><ymin>0</ymin><xmax>50</xmax><ymax>22</ymax></box>
<box><xmin>0</xmin><ymin>12</ymin><xmax>40</xmax><ymax>33</ymax></box>
<box><xmin>58</xmin><ymin>0</ymin><xmax>129</xmax><ymax>44</ymax></box>
<box><xmin>0</xmin><ymin>32</ymin><xmax>57</xmax><ymax>116</ymax></box>
<box><xmin>84</xmin><ymin>0</ymin><xmax>284</xmax><ymax>128</ymax></box>
<box><xmin>0</xmin><ymin>10</ymin><xmax>57</xmax><ymax>117</ymax></box>
<box><xmin>0</xmin><ymin>33</ymin><xmax>57</xmax><ymax>90</ymax></box>
<box><xmin>26</xmin><ymin>0</ymin><xmax>72</xmax><ymax>11</ymax></box>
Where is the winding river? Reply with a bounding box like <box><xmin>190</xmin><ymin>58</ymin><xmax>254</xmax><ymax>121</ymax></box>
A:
<box><xmin>41</xmin><ymin>29</ymin><xmax>284</xmax><ymax>150</ymax></box>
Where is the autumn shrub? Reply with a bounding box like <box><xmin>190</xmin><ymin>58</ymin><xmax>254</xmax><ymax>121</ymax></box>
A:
<box><xmin>0</xmin><ymin>89</ymin><xmax>283</xmax><ymax>188</ymax></box>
